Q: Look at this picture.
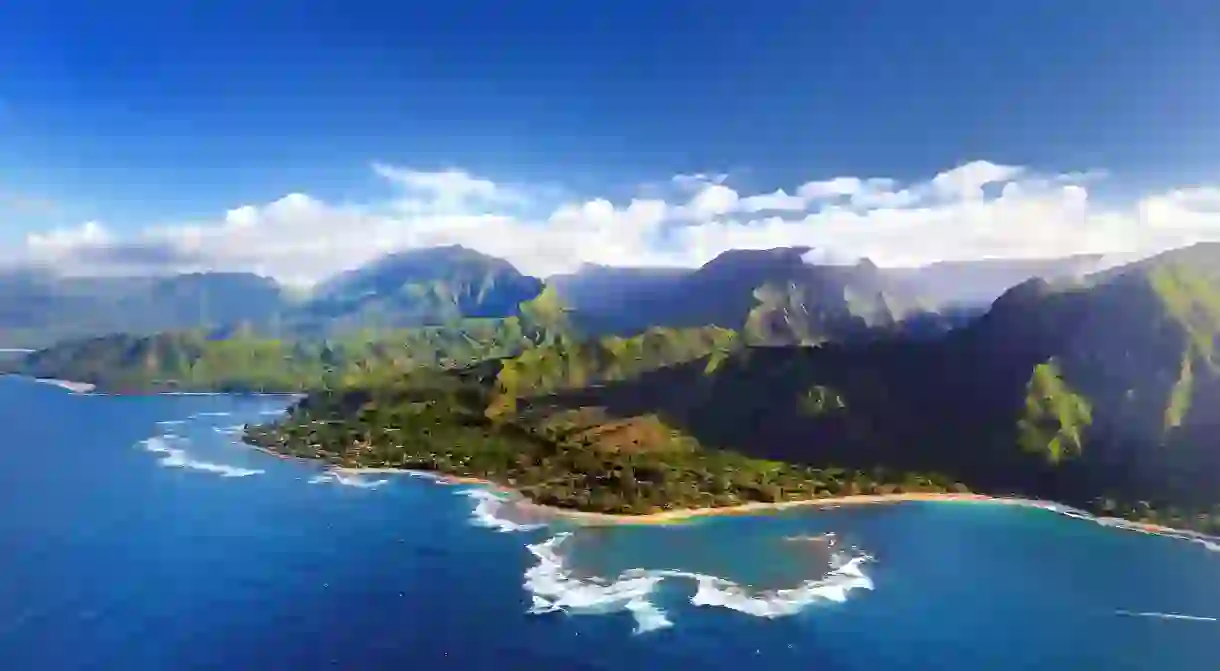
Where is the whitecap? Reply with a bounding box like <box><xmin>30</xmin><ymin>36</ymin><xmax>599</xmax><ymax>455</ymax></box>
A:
<box><xmin>687</xmin><ymin>554</ymin><xmax>873</xmax><ymax>616</ymax></box>
<box><xmin>464</xmin><ymin>489</ymin><xmax>546</xmax><ymax>533</ymax></box>
<box><xmin>191</xmin><ymin>411</ymin><xmax>232</xmax><ymax>418</ymax></box>
<box><xmin>140</xmin><ymin>437</ymin><xmax>263</xmax><ymax>478</ymax></box>
<box><xmin>33</xmin><ymin>378</ymin><xmax>95</xmax><ymax>394</ymax></box>
<box><xmin>1050</xmin><ymin>510</ymin><xmax>1220</xmax><ymax>554</ymax></box>
<box><xmin>521</xmin><ymin>531</ymin><xmax>871</xmax><ymax>633</ymax></box>
<box><xmin>1115</xmin><ymin>610</ymin><xmax>1217</xmax><ymax>622</ymax></box>
<box><xmin>625</xmin><ymin>596</ymin><xmax>674</xmax><ymax>633</ymax></box>
<box><xmin>308</xmin><ymin>471</ymin><xmax>389</xmax><ymax>489</ymax></box>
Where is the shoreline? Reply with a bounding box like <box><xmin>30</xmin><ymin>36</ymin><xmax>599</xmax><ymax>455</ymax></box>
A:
<box><xmin>527</xmin><ymin>492</ymin><xmax>1054</xmax><ymax>526</ymax></box>
<box><xmin>31</xmin><ymin>377</ymin><xmax>97</xmax><ymax>394</ymax></box>
<box><xmin>324</xmin><ymin>464</ymin><xmax>1216</xmax><ymax>541</ymax></box>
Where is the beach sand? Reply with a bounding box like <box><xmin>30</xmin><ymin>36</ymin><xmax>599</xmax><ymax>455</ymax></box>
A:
<box><xmin>271</xmin><ymin>464</ymin><xmax>1215</xmax><ymax>541</ymax></box>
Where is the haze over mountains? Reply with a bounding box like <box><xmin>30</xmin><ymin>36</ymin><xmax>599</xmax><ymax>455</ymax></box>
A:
<box><xmin>10</xmin><ymin>239</ymin><xmax>1220</xmax><ymax>529</ymax></box>
<box><xmin>0</xmin><ymin>244</ymin><xmax>1115</xmax><ymax>348</ymax></box>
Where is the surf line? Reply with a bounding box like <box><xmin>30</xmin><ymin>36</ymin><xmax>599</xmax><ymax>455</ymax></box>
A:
<box><xmin>1115</xmin><ymin>610</ymin><xmax>1217</xmax><ymax>622</ymax></box>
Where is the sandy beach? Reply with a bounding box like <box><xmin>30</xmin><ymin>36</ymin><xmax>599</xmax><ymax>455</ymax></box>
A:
<box><xmin>271</xmin><ymin>463</ymin><xmax>1215</xmax><ymax>541</ymax></box>
<box><xmin>528</xmin><ymin>492</ymin><xmax>1049</xmax><ymax>526</ymax></box>
<box><xmin>332</xmin><ymin>466</ymin><xmax>494</xmax><ymax>486</ymax></box>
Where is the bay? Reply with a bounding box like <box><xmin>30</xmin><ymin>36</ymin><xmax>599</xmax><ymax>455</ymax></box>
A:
<box><xmin>1</xmin><ymin>375</ymin><xmax>1216</xmax><ymax>670</ymax></box>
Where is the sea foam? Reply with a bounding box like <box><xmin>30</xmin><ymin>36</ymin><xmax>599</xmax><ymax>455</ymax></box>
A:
<box><xmin>1115</xmin><ymin>610</ymin><xmax>1218</xmax><ymax>622</ymax></box>
<box><xmin>464</xmin><ymin>489</ymin><xmax>546</xmax><ymax>533</ymax></box>
<box><xmin>141</xmin><ymin>436</ymin><xmax>264</xmax><ymax>478</ymax></box>
<box><xmin>523</xmin><ymin>531</ymin><xmax>874</xmax><ymax>634</ymax></box>
<box><xmin>308</xmin><ymin>471</ymin><xmax>389</xmax><ymax>489</ymax></box>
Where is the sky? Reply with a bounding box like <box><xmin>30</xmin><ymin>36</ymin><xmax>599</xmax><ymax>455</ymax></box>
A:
<box><xmin>2</xmin><ymin>1</ymin><xmax>1219</xmax><ymax>284</ymax></box>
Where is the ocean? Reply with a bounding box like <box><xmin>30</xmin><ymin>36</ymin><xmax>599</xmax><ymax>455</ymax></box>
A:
<box><xmin>1</xmin><ymin>374</ymin><xmax>1217</xmax><ymax>670</ymax></box>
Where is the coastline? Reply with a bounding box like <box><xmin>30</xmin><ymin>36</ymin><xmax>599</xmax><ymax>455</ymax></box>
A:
<box><xmin>31</xmin><ymin>377</ymin><xmax>97</xmax><ymax>394</ymax></box>
<box><xmin>526</xmin><ymin>492</ymin><xmax>1051</xmax><ymax>526</ymax></box>
<box><xmin>322</xmin><ymin>464</ymin><xmax>1217</xmax><ymax>542</ymax></box>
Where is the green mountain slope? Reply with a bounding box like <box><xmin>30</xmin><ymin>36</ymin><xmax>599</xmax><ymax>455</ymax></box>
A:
<box><xmin>240</xmin><ymin>244</ymin><xmax>1220</xmax><ymax>528</ymax></box>
<box><xmin>565</xmin><ymin>246</ymin><xmax>928</xmax><ymax>344</ymax></box>
<box><xmin>5</xmin><ymin>315</ymin><xmax>554</xmax><ymax>393</ymax></box>
<box><xmin>288</xmin><ymin>245</ymin><xmax>545</xmax><ymax>334</ymax></box>
<box><xmin>0</xmin><ymin>271</ymin><xmax>288</xmax><ymax>348</ymax></box>
<box><xmin>523</xmin><ymin>244</ymin><xmax>1220</xmax><ymax>525</ymax></box>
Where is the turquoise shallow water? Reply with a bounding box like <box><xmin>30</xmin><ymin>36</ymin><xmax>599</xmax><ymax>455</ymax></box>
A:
<box><xmin>1</xmin><ymin>375</ymin><xmax>1218</xmax><ymax>670</ymax></box>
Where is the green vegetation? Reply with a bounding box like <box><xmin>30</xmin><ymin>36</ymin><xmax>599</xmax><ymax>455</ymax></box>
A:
<box><xmin>1016</xmin><ymin>360</ymin><xmax>1092</xmax><ymax>464</ymax></box>
<box><xmin>7</xmin><ymin>319</ymin><xmax>549</xmax><ymax>393</ymax></box>
<box><xmin>488</xmin><ymin>326</ymin><xmax>738</xmax><ymax>414</ymax></box>
<box><xmin>17</xmin><ymin>242</ymin><xmax>1220</xmax><ymax>534</ymax></box>
<box><xmin>244</xmin><ymin>367</ymin><xmax>965</xmax><ymax>515</ymax></box>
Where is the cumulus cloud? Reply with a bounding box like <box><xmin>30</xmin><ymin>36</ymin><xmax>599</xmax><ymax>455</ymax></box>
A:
<box><xmin>18</xmin><ymin>160</ymin><xmax>1220</xmax><ymax>283</ymax></box>
<box><xmin>371</xmin><ymin>164</ymin><xmax>520</xmax><ymax>206</ymax></box>
<box><xmin>737</xmin><ymin>189</ymin><xmax>807</xmax><ymax>213</ymax></box>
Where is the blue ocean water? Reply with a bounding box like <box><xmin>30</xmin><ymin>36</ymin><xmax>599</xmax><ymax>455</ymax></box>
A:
<box><xmin>1</xmin><ymin>375</ymin><xmax>1218</xmax><ymax>670</ymax></box>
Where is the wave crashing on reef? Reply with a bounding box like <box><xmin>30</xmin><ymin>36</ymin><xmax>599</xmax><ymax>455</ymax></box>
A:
<box><xmin>463</xmin><ymin>489</ymin><xmax>547</xmax><ymax>533</ymax></box>
<box><xmin>308</xmin><ymin>471</ymin><xmax>389</xmax><ymax>489</ymax></box>
<box><xmin>523</xmin><ymin>531</ymin><xmax>874</xmax><ymax>633</ymax></box>
<box><xmin>141</xmin><ymin>436</ymin><xmax>264</xmax><ymax>478</ymax></box>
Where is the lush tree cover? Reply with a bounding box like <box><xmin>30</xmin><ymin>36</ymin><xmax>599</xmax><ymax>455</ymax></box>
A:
<box><xmin>287</xmin><ymin>245</ymin><xmax>547</xmax><ymax>336</ymax></box>
<box><xmin>0</xmin><ymin>271</ymin><xmax>289</xmax><ymax>349</ymax></box>
<box><xmin>6</xmin><ymin>320</ymin><xmax>548</xmax><ymax>393</ymax></box>
<box><xmin>494</xmin><ymin>247</ymin><xmax>1220</xmax><ymax>532</ymax></box>
<box><xmin>244</xmin><ymin>372</ymin><xmax>966</xmax><ymax>515</ymax></box>
<box><xmin>16</xmin><ymin>242</ymin><xmax>1220</xmax><ymax>533</ymax></box>
<box><xmin>0</xmin><ymin>245</ymin><xmax>549</xmax><ymax>348</ymax></box>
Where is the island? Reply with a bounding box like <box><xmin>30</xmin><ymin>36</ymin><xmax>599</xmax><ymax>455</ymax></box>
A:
<box><xmin>16</xmin><ymin>243</ymin><xmax>1220</xmax><ymax>537</ymax></box>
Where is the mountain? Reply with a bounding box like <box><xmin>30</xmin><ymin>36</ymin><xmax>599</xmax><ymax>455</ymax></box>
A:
<box><xmin>0</xmin><ymin>271</ymin><xmax>288</xmax><ymax>348</ymax></box>
<box><xmin>523</xmin><ymin>242</ymin><xmax>1220</xmax><ymax>522</ymax></box>
<box><xmin>882</xmin><ymin>254</ymin><xmax>1108</xmax><ymax>308</ymax></box>
<box><xmin>559</xmin><ymin>246</ymin><xmax>927</xmax><ymax>344</ymax></box>
<box><xmin>546</xmin><ymin>264</ymin><xmax>689</xmax><ymax>317</ymax></box>
<box><xmin>1</xmin><ymin>244</ymin><xmax>1115</xmax><ymax>349</ymax></box>
<box><xmin>0</xmin><ymin>247</ymin><xmax>547</xmax><ymax>347</ymax></box>
<box><xmin>287</xmin><ymin>245</ymin><xmax>546</xmax><ymax>335</ymax></box>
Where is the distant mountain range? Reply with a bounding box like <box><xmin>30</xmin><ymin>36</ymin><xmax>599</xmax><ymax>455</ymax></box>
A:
<box><xmin>0</xmin><ymin>243</ymin><xmax>1129</xmax><ymax>349</ymax></box>
<box><xmin>542</xmin><ymin>241</ymin><xmax>1220</xmax><ymax>515</ymax></box>
<box><xmin>11</xmin><ymin>241</ymin><xmax>1220</xmax><ymax>531</ymax></box>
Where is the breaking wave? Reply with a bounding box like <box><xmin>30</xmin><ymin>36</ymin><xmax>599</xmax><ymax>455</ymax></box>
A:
<box><xmin>1115</xmin><ymin>610</ymin><xmax>1217</xmax><ymax>622</ymax></box>
<box><xmin>1034</xmin><ymin>503</ymin><xmax>1220</xmax><ymax>554</ymax></box>
<box><xmin>464</xmin><ymin>489</ymin><xmax>546</xmax><ymax>533</ymax></box>
<box><xmin>140</xmin><ymin>436</ymin><xmax>263</xmax><ymax>478</ymax></box>
<box><xmin>308</xmin><ymin>471</ymin><xmax>389</xmax><ymax>489</ymax></box>
<box><xmin>523</xmin><ymin>531</ymin><xmax>874</xmax><ymax>633</ymax></box>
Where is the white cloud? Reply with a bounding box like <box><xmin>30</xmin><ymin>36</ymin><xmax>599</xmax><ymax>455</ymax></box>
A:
<box><xmin>929</xmin><ymin>160</ymin><xmax>1024</xmax><ymax>200</ymax></box>
<box><xmin>738</xmin><ymin>189</ymin><xmax>807</xmax><ymax>213</ymax></box>
<box><xmin>684</xmin><ymin>183</ymin><xmax>740</xmax><ymax>218</ymax></box>
<box><xmin>26</xmin><ymin>221</ymin><xmax>111</xmax><ymax>254</ymax></box>
<box><xmin>671</xmin><ymin>172</ymin><xmax>728</xmax><ymax>193</ymax></box>
<box><xmin>19</xmin><ymin>161</ymin><xmax>1220</xmax><ymax>283</ymax></box>
<box><xmin>371</xmin><ymin>163</ymin><xmax>520</xmax><ymax>205</ymax></box>
<box><xmin>797</xmin><ymin>177</ymin><xmax>865</xmax><ymax>200</ymax></box>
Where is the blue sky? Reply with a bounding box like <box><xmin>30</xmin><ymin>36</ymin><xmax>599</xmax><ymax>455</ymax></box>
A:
<box><xmin>2</xmin><ymin>1</ymin><xmax>1219</xmax><ymax>282</ymax></box>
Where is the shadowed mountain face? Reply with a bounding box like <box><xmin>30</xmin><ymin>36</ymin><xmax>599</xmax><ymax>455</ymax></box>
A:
<box><xmin>528</xmin><ymin>243</ymin><xmax>1220</xmax><ymax>511</ymax></box>
<box><xmin>286</xmin><ymin>245</ymin><xmax>546</xmax><ymax>335</ymax></box>
<box><xmin>556</xmin><ymin>247</ymin><xmax>926</xmax><ymax>344</ymax></box>
<box><xmin>882</xmin><ymin>254</ymin><xmax>1108</xmax><ymax>308</ymax></box>
<box><xmin>0</xmin><ymin>247</ymin><xmax>547</xmax><ymax>347</ymax></box>
<box><xmin>0</xmin><ymin>271</ymin><xmax>287</xmax><ymax>348</ymax></box>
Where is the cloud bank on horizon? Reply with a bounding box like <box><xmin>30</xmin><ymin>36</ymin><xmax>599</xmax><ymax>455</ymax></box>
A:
<box><xmin>19</xmin><ymin>160</ymin><xmax>1220</xmax><ymax>284</ymax></box>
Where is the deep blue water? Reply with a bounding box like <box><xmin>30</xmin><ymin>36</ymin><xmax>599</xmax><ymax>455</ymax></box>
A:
<box><xmin>2</xmin><ymin>375</ymin><xmax>1218</xmax><ymax>670</ymax></box>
